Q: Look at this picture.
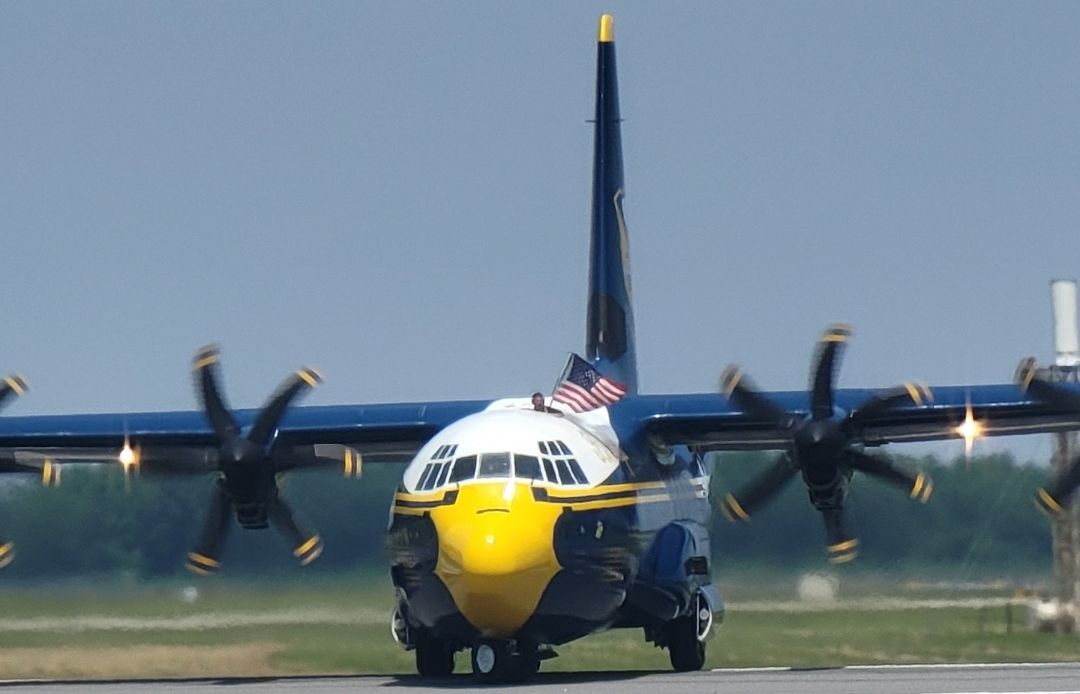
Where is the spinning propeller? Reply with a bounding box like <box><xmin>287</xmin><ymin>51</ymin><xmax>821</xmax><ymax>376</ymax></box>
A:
<box><xmin>186</xmin><ymin>345</ymin><xmax>325</xmax><ymax>575</ymax></box>
<box><xmin>718</xmin><ymin>324</ymin><xmax>933</xmax><ymax>563</ymax></box>
<box><xmin>1016</xmin><ymin>357</ymin><xmax>1080</xmax><ymax>515</ymax></box>
<box><xmin>0</xmin><ymin>374</ymin><xmax>29</xmax><ymax>568</ymax></box>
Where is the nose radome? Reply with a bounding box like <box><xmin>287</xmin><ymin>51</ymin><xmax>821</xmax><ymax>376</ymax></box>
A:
<box><xmin>432</xmin><ymin>482</ymin><xmax>562</xmax><ymax>637</ymax></box>
<box><xmin>447</xmin><ymin>510</ymin><xmax>553</xmax><ymax>576</ymax></box>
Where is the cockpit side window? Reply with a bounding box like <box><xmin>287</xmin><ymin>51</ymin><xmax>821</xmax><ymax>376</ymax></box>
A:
<box><xmin>416</xmin><ymin>463</ymin><xmax>436</xmax><ymax>489</ymax></box>
<box><xmin>450</xmin><ymin>455</ymin><xmax>477</xmax><ymax>482</ymax></box>
<box><xmin>538</xmin><ymin>441</ymin><xmax>549</xmax><ymax>455</ymax></box>
<box><xmin>435</xmin><ymin>460</ymin><xmax>453</xmax><ymax>487</ymax></box>
<box><xmin>554</xmin><ymin>459</ymin><xmax>573</xmax><ymax>485</ymax></box>
<box><xmin>557</xmin><ymin>441</ymin><xmax>572</xmax><ymax>456</ymax></box>
<box><xmin>542</xmin><ymin>458</ymin><xmax>556</xmax><ymax>483</ymax></box>
<box><xmin>514</xmin><ymin>454</ymin><xmax>542</xmax><ymax>480</ymax></box>
<box><xmin>421</xmin><ymin>463</ymin><xmax>442</xmax><ymax>490</ymax></box>
<box><xmin>478</xmin><ymin>452</ymin><xmax>511</xmax><ymax>478</ymax></box>
<box><xmin>567</xmin><ymin>458</ymin><xmax>588</xmax><ymax>484</ymax></box>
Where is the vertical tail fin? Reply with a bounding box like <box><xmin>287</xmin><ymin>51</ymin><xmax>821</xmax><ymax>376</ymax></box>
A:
<box><xmin>586</xmin><ymin>14</ymin><xmax>638</xmax><ymax>394</ymax></box>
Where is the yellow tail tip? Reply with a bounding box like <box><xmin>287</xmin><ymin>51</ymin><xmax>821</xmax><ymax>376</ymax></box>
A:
<box><xmin>599</xmin><ymin>14</ymin><xmax>614</xmax><ymax>43</ymax></box>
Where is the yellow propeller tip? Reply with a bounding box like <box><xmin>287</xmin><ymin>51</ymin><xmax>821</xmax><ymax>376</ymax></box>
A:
<box><xmin>192</xmin><ymin>344</ymin><xmax>221</xmax><ymax>371</ymax></box>
<box><xmin>4</xmin><ymin>375</ymin><xmax>28</xmax><ymax>395</ymax></box>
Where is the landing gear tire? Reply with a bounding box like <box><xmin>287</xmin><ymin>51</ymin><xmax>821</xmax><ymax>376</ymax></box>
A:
<box><xmin>415</xmin><ymin>634</ymin><xmax>455</xmax><ymax>678</ymax></box>
<box><xmin>666</xmin><ymin>616</ymin><xmax>706</xmax><ymax>672</ymax></box>
<box><xmin>470</xmin><ymin>641</ymin><xmax>539</xmax><ymax>682</ymax></box>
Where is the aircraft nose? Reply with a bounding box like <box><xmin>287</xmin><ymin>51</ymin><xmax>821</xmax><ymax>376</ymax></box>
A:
<box><xmin>433</xmin><ymin>483</ymin><xmax>561</xmax><ymax>637</ymax></box>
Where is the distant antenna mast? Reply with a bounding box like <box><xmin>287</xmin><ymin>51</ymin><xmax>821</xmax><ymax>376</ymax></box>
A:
<box><xmin>1049</xmin><ymin>279</ymin><xmax>1080</xmax><ymax>622</ymax></box>
<box><xmin>1052</xmin><ymin>280</ymin><xmax>1080</xmax><ymax>367</ymax></box>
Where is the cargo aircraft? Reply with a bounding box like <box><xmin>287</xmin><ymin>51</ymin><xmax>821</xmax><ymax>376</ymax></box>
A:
<box><xmin>3</xmin><ymin>13</ymin><xmax>1080</xmax><ymax>683</ymax></box>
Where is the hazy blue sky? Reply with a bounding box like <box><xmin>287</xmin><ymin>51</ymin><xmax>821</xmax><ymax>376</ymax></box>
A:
<box><xmin>2</xmin><ymin>2</ymin><xmax>1079</xmax><ymax>461</ymax></box>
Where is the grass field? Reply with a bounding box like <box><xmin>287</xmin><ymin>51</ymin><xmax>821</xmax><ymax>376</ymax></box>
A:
<box><xmin>0</xmin><ymin>569</ymin><xmax>1076</xmax><ymax>680</ymax></box>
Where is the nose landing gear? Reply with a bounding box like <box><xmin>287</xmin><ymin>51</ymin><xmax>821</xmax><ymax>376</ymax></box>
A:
<box><xmin>470</xmin><ymin>640</ymin><xmax>542</xmax><ymax>682</ymax></box>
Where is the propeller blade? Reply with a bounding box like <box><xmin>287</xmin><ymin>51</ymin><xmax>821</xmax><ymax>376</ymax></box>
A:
<box><xmin>0</xmin><ymin>537</ymin><xmax>14</xmax><ymax>570</ymax></box>
<box><xmin>267</xmin><ymin>494</ymin><xmax>323</xmax><ymax>566</ymax></box>
<box><xmin>1036</xmin><ymin>452</ymin><xmax>1080</xmax><ymax>516</ymax></box>
<box><xmin>720</xmin><ymin>365</ymin><xmax>790</xmax><ymax>427</ymax></box>
<box><xmin>247</xmin><ymin>367</ymin><xmax>323</xmax><ymax>448</ymax></box>
<box><xmin>720</xmin><ymin>455</ymin><xmax>798</xmax><ymax>522</ymax></box>
<box><xmin>721</xmin><ymin>327</ymin><xmax>931</xmax><ymax>562</ymax></box>
<box><xmin>820</xmin><ymin>507</ymin><xmax>858</xmax><ymax>564</ymax></box>
<box><xmin>186</xmin><ymin>480</ymin><xmax>232</xmax><ymax>576</ymax></box>
<box><xmin>1027</xmin><ymin>378</ymin><xmax>1080</xmax><ymax>412</ymax></box>
<box><xmin>1016</xmin><ymin>356</ymin><xmax>1080</xmax><ymax>407</ymax></box>
<box><xmin>0</xmin><ymin>374</ymin><xmax>28</xmax><ymax>411</ymax></box>
<box><xmin>810</xmin><ymin>324</ymin><xmax>851</xmax><ymax>420</ymax></box>
<box><xmin>844</xmin><ymin>450</ymin><xmax>932</xmax><ymax>503</ymax></box>
<box><xmin>846</xmin><ymin>382</ymin><xmax>933</xmax><ymax>428</ymax></box>
<box><xmin>193</xmin><ymin>345</ymin><xmax>239</xmax><ymax>442</ymax></box>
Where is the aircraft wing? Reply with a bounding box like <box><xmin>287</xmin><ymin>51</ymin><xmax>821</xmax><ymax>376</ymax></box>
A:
<box><xmin>638</xmin><ymin>383</ymin><xmax>1080</xmax><ymax>451</ymax></box>
<box><xmin>0</xmin><ymin>400</ymin><xmax>491</xmax><ymax>472</ymax></box>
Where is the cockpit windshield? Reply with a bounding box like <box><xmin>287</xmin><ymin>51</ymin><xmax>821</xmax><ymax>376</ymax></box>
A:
<box><xmin>413</xmin><ymin>449</ymin><xmax>590</xmax><ymax>491</ymax></box>
<box><xmin>515</xmin><ymin>454</ymin><xmax>542</xmax><ymax>480</ymax></box>
<box><xmin>478</xmin><ymin>452</ymin><xmax>511</xmax><ymax>478</ymax></box>
<box><xmin>449</xmin><ymin>455</ymin><xmax>476</xmax><ymax>482</ymax></box>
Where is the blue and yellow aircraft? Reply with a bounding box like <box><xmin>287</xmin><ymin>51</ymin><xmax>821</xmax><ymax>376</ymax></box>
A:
<box><xmin>1</xmin><ymin>14</ymin><xmax>1080</xmax><ymax>682</ymax></box>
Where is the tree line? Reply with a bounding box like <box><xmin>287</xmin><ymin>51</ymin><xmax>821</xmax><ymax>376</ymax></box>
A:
<box><xmin>0</xmin><ymin>452</ymin><xmax>1057</xmax><ymax>579</ymax></box>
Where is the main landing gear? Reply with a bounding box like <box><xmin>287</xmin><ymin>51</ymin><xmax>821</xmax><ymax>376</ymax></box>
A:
<box><xmin>393</xmin><ymin>604</ymin><xmax>457</xmax><ymax>679</ymax></box>
<box><xmin>415</xmin><ymin>633</ymin><xmax>455</xmax><ymax>678</ymax></box>
<box><xmin>648</xmin><ymin>591</ymin><xmax>714</xmax><ymax>672</ymax></box>
<box><xmin>665</xmin><ymin>613</ymin><xmax>706</xmax><ymax>672</ymax></box>
<box><xmin>470</xmin><ymin>640</ymin><xmax>543</xmax><ymax>683</ymax></box>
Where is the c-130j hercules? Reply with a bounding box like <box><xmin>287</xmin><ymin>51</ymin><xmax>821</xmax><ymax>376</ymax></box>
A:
<box><xmin>1</xmin><ymin>13</ymin><xmax>1079</xmax><ymax>683</ymax></box>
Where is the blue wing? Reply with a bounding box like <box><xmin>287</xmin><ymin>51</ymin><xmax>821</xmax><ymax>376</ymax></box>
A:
<box><xmin>0</xmin><ymin>400</ymin><xmax>491</xmax><ymax>470</ymax></box>
<box><xmin>637</xmin><ymin>383</ymin><xmax>1080</xmax><ymax>450</ymax></box>
<box><xmin>1</xmin><ymin>383</ymin><xmax>1077</xmax><ymax>459</ymax></box>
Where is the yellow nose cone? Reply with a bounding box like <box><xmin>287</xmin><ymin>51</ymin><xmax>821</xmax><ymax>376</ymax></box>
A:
<box><xmin>433</xmin><ymin>482</ymin><xmax>562</xmax><ymax>636</ymax></box>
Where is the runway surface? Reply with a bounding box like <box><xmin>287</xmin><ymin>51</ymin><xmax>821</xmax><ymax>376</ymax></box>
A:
<box><xmin>3</xmin><ymin>663</ymin><xmax>1080</xmax><ymax>693</ymax></box>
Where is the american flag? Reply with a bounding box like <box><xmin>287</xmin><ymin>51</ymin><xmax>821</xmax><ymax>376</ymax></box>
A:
<box><xmin>552</xmin><ymin>353</ymin><xmax>628</xmax><ymax>412</ymax></box>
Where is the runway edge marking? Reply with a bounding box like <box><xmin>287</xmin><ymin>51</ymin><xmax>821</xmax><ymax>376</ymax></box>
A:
<box><xmin>711</xmin><ymin>662</ymin><xmax>1080</xmax><ymax>673</ymax></box>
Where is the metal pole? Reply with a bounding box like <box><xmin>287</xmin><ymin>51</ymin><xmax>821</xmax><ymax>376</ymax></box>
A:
<box><xmin>1049</xmin><ymin>280</ymin><xmax>1080</xmax><ymax>620</ymax></box>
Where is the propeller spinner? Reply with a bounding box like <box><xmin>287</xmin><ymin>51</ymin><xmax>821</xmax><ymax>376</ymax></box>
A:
<box><xmin>718</xmin><ymin>324</ymin><xmax>933</xmax><ymax>563</ymax></box>
<box><xmin>186</xmin><ymin>345</ymin><xmax>325</xmax><ymax>575</ymax></box>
